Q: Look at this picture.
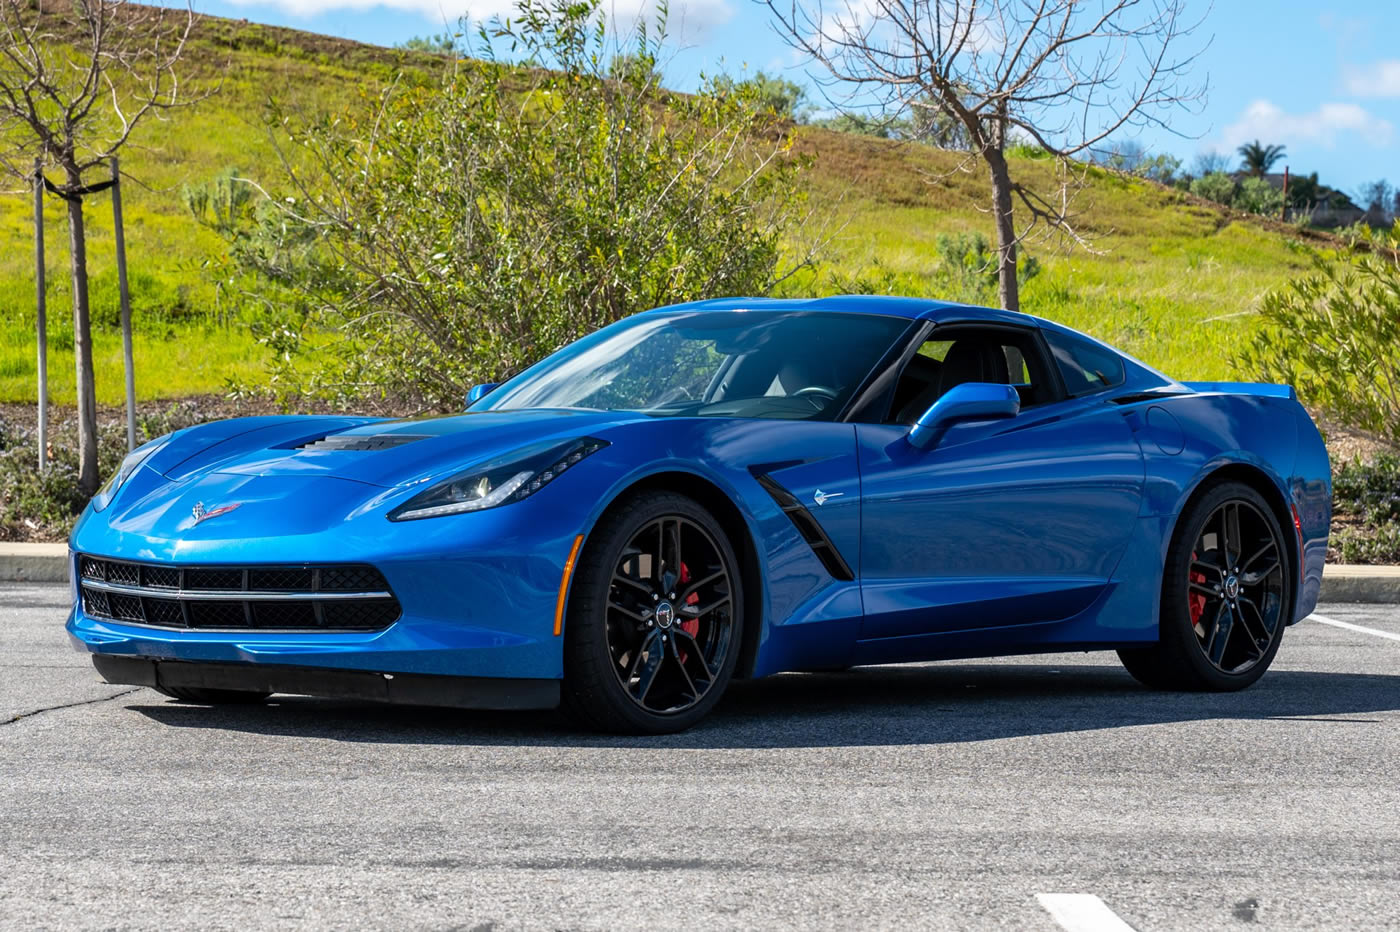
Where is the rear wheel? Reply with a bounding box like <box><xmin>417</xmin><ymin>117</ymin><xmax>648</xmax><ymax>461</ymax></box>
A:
<box><xmin>1119</xmin><ymin>481</ymin><xmax>1292</xmax><ymax>691</ymax></box>
<box><xmin>154</xmin><ymin>686</ymin><xmax>271</xmax><ymax>704</ymax></box>
<box><xmin>561</xmin><ymin>491</ymin><xmax>742</xmax><ymax>734</ymax></box>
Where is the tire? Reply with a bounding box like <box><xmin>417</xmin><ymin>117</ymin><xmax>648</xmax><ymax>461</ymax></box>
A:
<box><xmin>1119</xmin><ymin>481</ymin><xmax>1293</xmax><ymax>691</ymax></box>
<box><xmin>154</xmin><ymin>686</ymin><xmax>272</xmax><ymax>704</ymax></box>
<box><xmin>561</xmin><ymin>491</ymin><xmax>744</xmax><ymax>734</ymax></box>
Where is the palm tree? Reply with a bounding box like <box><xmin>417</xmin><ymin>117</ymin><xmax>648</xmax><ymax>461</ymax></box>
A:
<box><xmin>1237</xmin><ymin>140</ymin><xmax>1287</xmax><ymax>177</ymax></box>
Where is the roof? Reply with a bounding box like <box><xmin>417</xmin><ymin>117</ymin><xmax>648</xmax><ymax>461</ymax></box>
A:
<box><xmin>656</xmin><ymin>295</ymin><xmax>1034</xmax><ymax>326</ymax></box>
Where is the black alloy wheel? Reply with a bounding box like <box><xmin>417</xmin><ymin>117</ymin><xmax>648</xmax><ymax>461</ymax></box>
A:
<box><xmin>1119</xmin><ymin>481</ymin><xmax>1292</xmax><ymax>691</ymax></box>
<box><xmin>605</xmin><ymin>515</ymin><xmax>736</xmax><ymax>715</ymax></box>
<box><xmin>1184</xmin><ymin>498</ymin><xmax>1286</xmax><ymax>675</ymax></box>
<box><xmin>561</xmin><ymin>491</ymin><xmax>743</xmax><ymax>733</ymax></box>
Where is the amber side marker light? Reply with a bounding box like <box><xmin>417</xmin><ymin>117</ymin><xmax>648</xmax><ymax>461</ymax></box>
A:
<box><xmin>1291</xmin><ymin>503</ymin><xmax>1304</xmax><ymax>575</ymax></box>
<box><xmin>554</xmin><ymin>534</ymin><xmax>585</xmax><ymax>636</ymax></box>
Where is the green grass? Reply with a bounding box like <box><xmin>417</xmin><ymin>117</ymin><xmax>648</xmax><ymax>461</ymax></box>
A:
<box><xmin>0</xmin><ymin>13</ymin><xmax>1334</xmax><ymax>403</ymax></box>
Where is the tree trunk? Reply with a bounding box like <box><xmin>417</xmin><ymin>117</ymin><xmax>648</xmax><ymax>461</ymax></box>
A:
<box><xmin>985</xmin><ymin>147</ymin><xmax>1020</xmax><ymax>312</ymax></box>
<box><xmin>63</xmin><ymin>166</ymin><xmax>100</xmax><ymax>496</ymax></box>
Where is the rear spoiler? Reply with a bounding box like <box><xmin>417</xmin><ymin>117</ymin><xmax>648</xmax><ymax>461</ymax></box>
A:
<box><xmin>1182</xmin><ymin>381</ymin><xmax>1297</xmax><ymax>401</ymax></box>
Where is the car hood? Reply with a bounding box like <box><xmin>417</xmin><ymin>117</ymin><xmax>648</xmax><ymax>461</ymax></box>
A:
<box><xmin>158</xmin><ymin>409</ymin><xmax>645</xmax><ymax>490</ymax></box>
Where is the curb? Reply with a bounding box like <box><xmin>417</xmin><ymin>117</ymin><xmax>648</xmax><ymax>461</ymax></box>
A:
<box><xmin>3</xmin><ymin>545</ymin><xmax>1400</xmax><ymax>603</ymax></box>
<box><xmin>0</xmin><ymin>543</ymin><xmax>68</xmax><ymax>584</ymax></box>
<box><xmin>1314</xmin><ymin>565</ymin><xmax>1400</xmax><ymax>604</ymax></box>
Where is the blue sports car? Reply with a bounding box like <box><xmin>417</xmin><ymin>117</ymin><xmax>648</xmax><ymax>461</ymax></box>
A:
<box><xmin>68</xmin><ymin>297</ymin><xmax>1331</xmax><ymax>733</ymax></box>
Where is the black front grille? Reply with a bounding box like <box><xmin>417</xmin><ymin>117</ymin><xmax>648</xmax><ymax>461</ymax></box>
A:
<box><xmin>77</xmin><ymin>556</ymin><xmax>400</xmax><ymax>631</ymax></box>
<box><xmin>144</xmin><ymin>566</ymin><xmax>180</xmax><ymax>589</ymax></box>
<box><xmin>187</xmin><ymin>600</ymin><xmax>250</xmax><ymax>628</ymax></box>
<box><xmin>143</xmin><ymin>598</ymin><xmax>186</xmax><ymax>626</ymax></box>
<box><xmin>320</xmin><ymin>565</ymin><xmax>389</xmax><ymax>591</ymax></box>
<box><xmin>185</xmin><ymin>568</ymin><xmax>243</xmax><ymax>590</ymax></box>
<box><xmin>248</xmin><ymin>568</ymin><xmax>314</xmax><ymax>591</ymax></box>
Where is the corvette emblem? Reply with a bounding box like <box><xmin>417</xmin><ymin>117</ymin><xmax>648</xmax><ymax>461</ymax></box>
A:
<box><xmin>813</xmin><ymin>489</ymin><xmax>844</xmax><ymax>506</ymax></box>
<box><xmin>191</xmin><ymin>502</ymin><xmax>241</xmax><ymax>524</ymax></box>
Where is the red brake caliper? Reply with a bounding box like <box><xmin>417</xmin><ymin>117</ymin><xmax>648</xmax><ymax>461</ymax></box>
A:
<box><xmin>678</xmin><ymin>563</ymin><xmax>700</xmax><ymax>660</ymax></box>
<box><xmin>1188</xmin><ymin>549</ymin><xmax>1206</xmax><ymax>632</ymax></box>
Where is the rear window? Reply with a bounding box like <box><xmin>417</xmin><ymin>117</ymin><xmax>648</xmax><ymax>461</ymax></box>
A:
<box><xmin>1044</xmin><ymin>330</ymin><xmax>1126</xmax><ymax>396</ymax></box>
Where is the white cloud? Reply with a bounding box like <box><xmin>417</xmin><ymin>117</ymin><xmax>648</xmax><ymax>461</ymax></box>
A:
<box><xmin>1216</xmin><ymin>99</ymin><xmax>1393</xmax><ymax>152</ymax></box>
<box><xmin>1343</xmin><ymin>60</ymin><xmax>1400</xmax><ymax>98</ymax></box>
<box><xmin>220</xmin><ymin>0</ymin><xmax>732</xmax><ymax>40</ymax></box>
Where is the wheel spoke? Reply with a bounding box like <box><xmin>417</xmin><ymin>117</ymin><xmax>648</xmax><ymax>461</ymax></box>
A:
<box><xmin>1188</xmin><ymin>581</ymin><xmax>1218</xmax><ymax>599</ymax></box>
<box><xmin>668</xmin><ymin>519</ymin><xmax>683</xmax><ymax>579</ymax></box>
<box><xmin>1243</xmin><ymin>541</ymin><xmax>1277</xmax><ymax>571</ymax></box>
<box><xmin>630</xmin><ymin>630</ymin><xmax>664</xmax><ymax>702</ymax></box>
<box><xmin>668</xmin><ymin>636</ymin><xmax>699</xmax><ymax>700</ymax></box>
<box><xmin>681</xmin><ymin>596</ymin><xmax>730</xmax><ymax>618</ymax></box>
<box><xmin>1235</xmin><ymin>596</ymin><xmax>1271</xmax><ymax>647</ymax></box>
<box><xmin>1191</xmin><ymin>559</ymin><xmax>1223</xmax><ymax>582</ymax></box>
<box><xmin>680</xmin><ymin>569</ymin><xmax>724</xmax><ymax>600</ymax></box>
<box><xmin>1241</xmin><ymin>560</ymin><xmax>1280</xmax><ymax>587</ymax></box>
<box><xmin>1224</xmin><ymin>503</ymin><xmax>1242</xmax><ymax>568</ymax></box>
<box><xmin>612</xmin><ymin>573</ymin><xmax>652</xmax><ymax>596</ymax></box>
<box><xmin>652</xmin><ymin>520</ymin><xmax>666</xmax><ymax>587</ymax></box>
<box><xmin>608</xmin><ymin>600</ymin><xmax>649</xmax><ymax>623</ymax></box>
<box><xmin>673</xmin><ymin>628</ymin><xmax>715</xmax><ymax>679</ymax></box>
<box><xmin>1208</xmin><ymin>601</ymin><xmax>1234</xmax><ymax>666</ymax></box>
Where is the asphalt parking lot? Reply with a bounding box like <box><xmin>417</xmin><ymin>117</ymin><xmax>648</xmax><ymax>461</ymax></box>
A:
<box><xmin>2</xmin><ymin>584</ymin><xmax>1397</xmax><ymax>931</ymax></box>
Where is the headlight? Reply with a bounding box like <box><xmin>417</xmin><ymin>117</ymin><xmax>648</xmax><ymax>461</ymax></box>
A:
<box><xmin>91</xmin><ymin>434</ymin><xmax>171</xmax><ymax>512</ymax></box>
<box><xmin>388</xmin><ymin>437</ymin><xmax>609</xmax><ymax>521</ymax></box>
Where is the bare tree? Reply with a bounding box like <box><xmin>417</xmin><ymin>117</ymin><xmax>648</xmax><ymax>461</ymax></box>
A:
<box><xmin>0</xmin><ymin>0</ymin><xmax>206</xmax><ymax>493</ymax></box>
<box><xmin>1357</xmin><ymin>179</ymin><xmax>1394</xmax><ymax>226</ymax></box>
<box><xmin>761</xmin><ymin>0</ymin><xmax>1206</xmax><ymax>311</ymax></box>
<box><xmin>1190</xmin><ymin>150</ymin><xmax>1229</xmax><ymax>176</ymax></box>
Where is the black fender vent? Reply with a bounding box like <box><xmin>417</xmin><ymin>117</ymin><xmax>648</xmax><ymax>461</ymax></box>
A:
<box><xmin>751</xmin><ymin>473</ymin><xmax>855</xmax><ymax>582</ymax></box>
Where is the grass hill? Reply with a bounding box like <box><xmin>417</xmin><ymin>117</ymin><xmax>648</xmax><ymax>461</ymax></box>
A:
<box><xmin>0</xmin><ymin>12</ymin><xmax>1329</xmax><ymax>406</ymax></box>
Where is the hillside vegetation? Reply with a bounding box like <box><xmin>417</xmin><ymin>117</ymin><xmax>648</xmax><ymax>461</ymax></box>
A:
<box><xmin>0</xmin><ymin>12</ymin><xmax>1328</xmax><ymax>405</ymax></box>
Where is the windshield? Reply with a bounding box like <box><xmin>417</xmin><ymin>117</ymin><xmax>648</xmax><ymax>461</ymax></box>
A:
<box><xmin>475</xmin><ymin>311</ymin><xmax>913</xmax><ymax>420</ymax></box>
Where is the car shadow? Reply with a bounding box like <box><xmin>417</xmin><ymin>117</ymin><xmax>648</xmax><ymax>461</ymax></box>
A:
<box><xmin>128</xmin><ymin>661</ymin><xmax>1400</xmax><ymax>750</ymax></box>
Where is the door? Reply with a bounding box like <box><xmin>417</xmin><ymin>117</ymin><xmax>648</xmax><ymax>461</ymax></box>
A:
<box><xmin>856</xmin><ymin>325</ymin><xmax>1145</xmax><ymax>639</ymax></box>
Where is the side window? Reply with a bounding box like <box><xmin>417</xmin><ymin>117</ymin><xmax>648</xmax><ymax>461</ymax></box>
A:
<box><xmin>883</xmin><ymin>326</ymin><xmax>1054</xmax><ymax>424</ymax></box>
<box><xmin>1044</xmin><ymin>330</ymin><xmax>1126</xmax><ymax>396</ymax></box>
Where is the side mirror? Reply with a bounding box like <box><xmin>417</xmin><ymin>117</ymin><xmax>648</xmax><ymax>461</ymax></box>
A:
<box><xmin>466</xmin><ymin>383</ymin><xmax>499</xmax><ymax>407</ymax></box>
<box><xmin>907</xmin><ymin>382</ymin><xmax>1020</xmax><ymax>451</ymax></box>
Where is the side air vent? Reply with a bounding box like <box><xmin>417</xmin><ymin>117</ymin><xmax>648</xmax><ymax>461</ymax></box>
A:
<box><xmin>752</xmin><ymin>473</ymin><xmax>855</xmax><ymax>582</ymax></box>
<box><xmin>297</xmin><ymin>434</ymin><xmax>430</xmax><ymax>452</ymax></box>
<box><xmin>1108</xmin><ymin>391</ymin><xmax>1186</xmax><ymax>406</ymax></box>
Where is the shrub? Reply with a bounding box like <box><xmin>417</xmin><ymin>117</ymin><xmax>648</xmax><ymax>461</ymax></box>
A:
<box><xmin>1234</xmin><ymin>176</ymin><xmax>1284</xmax><ymax>216</ymax></box>
<box><xmin>713</xmin><ymin>70</ymin><xmax>806</xmax><ymax>120</ymax></box>
<box><xmin>1331</xmin><ymin>455</ymin><xmax>1400</xmax><ymax>564</ymax></box>
<box><xmin>932</xmin><ymin>232</ymin><xmax>1040</xmax><ymax>304</ymax></box>
<box><xmin>1232</xmin><ymin>225</ymin><xmax>1400</xmax><ymax>447</ymax></box>
<box><xmin>0</xmin><ymin>404</ymin><xmax>212</xmax><ymax>541</ymax></box>
<box><xmin>1189</xmin><ymin>171</ymin><xmax>1236</xmax><ymax>205</ymax></box>
<box><xmin>219</xmin><ymin>0</ymin><xmax>817</xmax><ymax>411</ymax></box>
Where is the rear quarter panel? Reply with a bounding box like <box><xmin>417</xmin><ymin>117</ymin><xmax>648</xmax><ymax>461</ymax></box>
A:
<box><xmin>1133</xmin><ymin>391</ymin><xmax>1329</xmax><ymax>622</ymax></box>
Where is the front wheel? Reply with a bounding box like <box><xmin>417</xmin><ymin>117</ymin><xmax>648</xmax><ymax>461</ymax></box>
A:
<box><xmin>561</xmin><ymin>491</ymin><xmax>743</xmax><ymax>734</ymax></box>
<box><xmin>1119</xmin><ymin>481</ymin><xmax>1292</xmax><ymax>691</ymax></box>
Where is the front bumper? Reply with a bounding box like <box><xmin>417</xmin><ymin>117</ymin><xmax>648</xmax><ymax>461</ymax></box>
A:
<box><xmin>92</xmin><ymin>655</ymin><xmax>559</xmax><ymax>710</ymax></box>
<box><xmin>67</xmin><ymin>476</ymin><xmax>591</xmax><ymax>680</ymax></box>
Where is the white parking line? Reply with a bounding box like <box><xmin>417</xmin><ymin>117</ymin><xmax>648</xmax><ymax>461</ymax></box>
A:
<box><xmin>1309</xmin><ymin>613</ymin><xmax>1400</xmax><ymax>643</ymax></box>
<box><xmin>1036</xmin><ymin>894</ymin><xmax>1137</xmax><ymax>932</ymax></box>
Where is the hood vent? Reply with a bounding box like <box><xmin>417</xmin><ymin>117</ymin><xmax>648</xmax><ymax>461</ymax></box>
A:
<box><xmin>297</xmin><ymin>433</ymin><xmax>431</xmax><ymax>453</ymax></box>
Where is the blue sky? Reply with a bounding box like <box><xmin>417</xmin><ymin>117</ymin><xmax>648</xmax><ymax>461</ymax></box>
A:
<box><xmin>188</xmin><ymin>0</ymin><xmax>1400</xmax><ymax>197</ymax></box>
